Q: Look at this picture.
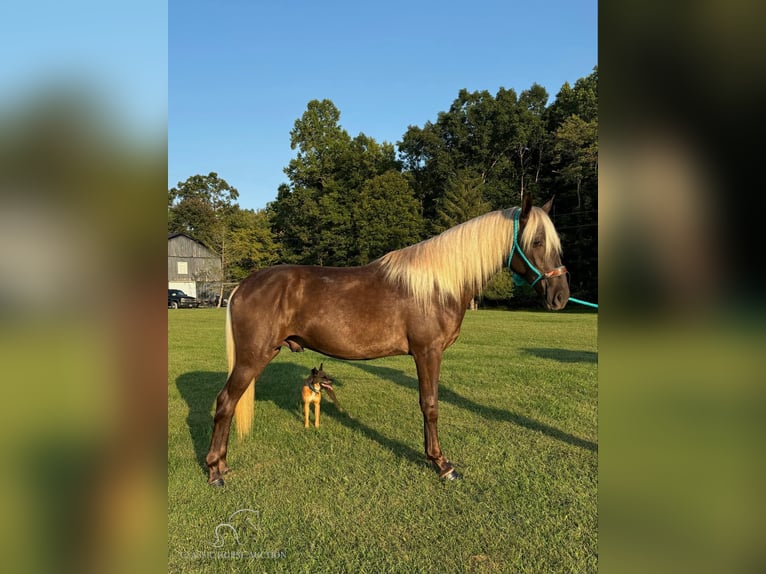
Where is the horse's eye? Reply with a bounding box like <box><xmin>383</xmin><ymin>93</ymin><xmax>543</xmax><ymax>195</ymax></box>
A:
<box><xmin>533</xmin><ymin>240</ymin><xmax>543</xmax><ymax>248</ymax></box>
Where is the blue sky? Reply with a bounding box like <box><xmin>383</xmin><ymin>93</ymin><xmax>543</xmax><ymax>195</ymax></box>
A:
<box><xmin>170</xmin><ymin>0</ymin><xmax>597</xmax><ymax>211</ymax></box>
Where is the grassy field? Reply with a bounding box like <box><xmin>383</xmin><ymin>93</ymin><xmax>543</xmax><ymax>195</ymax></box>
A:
<box><xmin>168</xmin><ymin>308</ymin><xmax>597</xmax><ymax>573</ymax></box>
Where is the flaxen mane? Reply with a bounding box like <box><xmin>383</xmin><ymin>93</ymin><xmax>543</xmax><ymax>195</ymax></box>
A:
<box><xmin>377</xmin><ymin>206</ymin><xmax>561</xmax><ymax>310</ymax></box>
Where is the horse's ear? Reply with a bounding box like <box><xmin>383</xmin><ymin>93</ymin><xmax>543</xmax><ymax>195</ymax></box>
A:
<box><xmin>520</xmin><ymin>192</ymin><xmax>533</xmax><ymax>224</ymax></box>
<box><xmin>541</xmin><ymin>195</ymin><xmax>555</xmax><ymax>214</ymax></box>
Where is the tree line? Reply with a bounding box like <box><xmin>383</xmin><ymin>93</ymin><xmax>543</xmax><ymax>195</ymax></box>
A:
<box><xmin>168</xmin><ymin>67</ymin><xmax>597</xmax><ymax>305</ymax></box>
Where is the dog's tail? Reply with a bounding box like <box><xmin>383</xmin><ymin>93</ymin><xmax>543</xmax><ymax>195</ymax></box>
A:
<box><xmin>227</xmin><ymin>285</ymin><xmax>254</xmax><ymax>439</ymax></box>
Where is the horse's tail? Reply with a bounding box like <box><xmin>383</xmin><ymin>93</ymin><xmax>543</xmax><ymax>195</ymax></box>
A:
<box><xmin>228</xmin><ymin>285</ymin><xmax>254</xmax><ymax>439</ymax></box>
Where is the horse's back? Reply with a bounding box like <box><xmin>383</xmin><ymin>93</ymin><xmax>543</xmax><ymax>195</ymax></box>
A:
<box><xmin>235</xmin><ymin>263</ymin><xmax>387</xmax><ymax>306</ymax></box>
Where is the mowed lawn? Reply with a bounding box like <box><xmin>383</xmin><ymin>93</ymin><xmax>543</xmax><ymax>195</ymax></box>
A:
<box><xmin>168</xmin><ymin>308</ymin><xmax>597</xmax><ymax>573</ymax></box>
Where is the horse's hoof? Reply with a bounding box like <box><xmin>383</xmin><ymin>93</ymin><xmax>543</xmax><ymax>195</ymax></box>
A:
<box><xmin>441</xmin><ymin>468</ymin><xmax>462</xmax><ymax>481</ymax></box>
<box><xmin>209</xmin><ymin>477</ymin><xmax>225</xmax><ymax>487</ymax></box>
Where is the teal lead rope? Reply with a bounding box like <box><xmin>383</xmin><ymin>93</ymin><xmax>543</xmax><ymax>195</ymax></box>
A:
<box><xmin>508</xmin><ymin>208</ymin><xmax>599</xmax><ymax>309</ymax></box>
<box><xmin>567</xmin><ymin>297</ymin><xmax>598</xmax><ymax>309</ymax></box>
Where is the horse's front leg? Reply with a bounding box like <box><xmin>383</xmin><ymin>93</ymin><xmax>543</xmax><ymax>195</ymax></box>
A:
<box><xmin>413</xmin><ymin>347</ymin><xmax>461</xmax><ymax>480</ymax></box>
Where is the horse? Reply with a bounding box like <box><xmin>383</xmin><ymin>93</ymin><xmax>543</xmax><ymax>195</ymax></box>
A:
<box><xmin>205</xmin><ymin>194</ymin><xmax>570</xmax><ymax>486</ymax></box>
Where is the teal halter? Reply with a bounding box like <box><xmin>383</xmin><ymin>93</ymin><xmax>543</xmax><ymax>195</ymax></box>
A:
<box><xmin>507</xmin><ymin>208</ymin><xmax>567</xmax><ymax>287</ymax></box>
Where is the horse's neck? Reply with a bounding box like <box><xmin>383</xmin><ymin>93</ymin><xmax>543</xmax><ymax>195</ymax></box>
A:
<box><xmin>458</xmin><ymin>288</ymin><xmax>478</xmax><ymax>310</ymax></box>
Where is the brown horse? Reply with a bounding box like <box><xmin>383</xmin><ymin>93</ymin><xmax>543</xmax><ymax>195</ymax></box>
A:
<box><xmin>205</xmin><ymin>194</ymin><xmax>570</xmax><ymax>485</ymax></box>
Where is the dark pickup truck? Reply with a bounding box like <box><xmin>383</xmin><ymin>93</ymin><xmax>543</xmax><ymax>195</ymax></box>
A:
<box><xmin>168</xmin><ymin>289</ymin><xmax>199</xmax><ymax>309</ymax></box>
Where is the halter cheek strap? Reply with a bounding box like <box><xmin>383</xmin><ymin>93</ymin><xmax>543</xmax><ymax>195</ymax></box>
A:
<box><xmin>507</xmin><ymin>208</ymin><xmax>567</xmax><ymax>287</ymax></box>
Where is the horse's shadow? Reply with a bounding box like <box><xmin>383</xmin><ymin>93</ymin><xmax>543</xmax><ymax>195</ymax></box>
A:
<box><xmin>345</xmin><ymin>362</ymin><xmax>598</xmax><ymax>453</ymax></box>
<box><xmin>175</xmin><ymin>362</ymin><xmax>424</xmax><ymax>475</ymax></box>
<box><xmin>521</xmin><ymin>347</ymin><xmax>598</xmax><ymax>363</ymax></box>
<box><xmin>175</xmin><ymin>370</ymin><xmax>226</xmax><ymax>472</ymax></box>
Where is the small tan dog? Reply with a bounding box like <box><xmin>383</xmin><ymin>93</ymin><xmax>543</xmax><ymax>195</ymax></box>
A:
<box><xmin>301</xmin><ymin>363</ymin><xmax>341</xmax><ymax>428</ymax></box>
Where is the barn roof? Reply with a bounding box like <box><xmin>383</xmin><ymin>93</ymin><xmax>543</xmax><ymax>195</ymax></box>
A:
<box><xmin>168</xmin><ymin>232</ymin><xmax>218</xmax><ymax>257</ymax></box>
<box><xmin>168</xmin><ymin>232</ymin><xmax>210</xmax><ymax>248</ymax></box>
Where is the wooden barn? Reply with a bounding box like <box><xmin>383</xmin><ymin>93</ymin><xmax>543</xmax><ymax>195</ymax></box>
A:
<box><xmin>167</xmin><ymin>233</ymin><xmax>222</xmax><ymax>299</ymax></box>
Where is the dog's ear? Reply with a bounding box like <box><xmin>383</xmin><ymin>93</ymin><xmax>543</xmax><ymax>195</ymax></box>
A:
<box><xmin>319</xmin><ymin>362</ymin><xmax>323</xmax><ymax>371</ymax></box>
<box><xmin>311</xmin><ymin>367</ymin><xmax>318</xmax><ymax>375</ymax></box>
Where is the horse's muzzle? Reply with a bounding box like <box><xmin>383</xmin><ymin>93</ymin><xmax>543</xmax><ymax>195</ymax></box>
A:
<box><xmin>544</xmin><ymin>266</ymin><xmax>569</xmax><ymax>310</ymax></box>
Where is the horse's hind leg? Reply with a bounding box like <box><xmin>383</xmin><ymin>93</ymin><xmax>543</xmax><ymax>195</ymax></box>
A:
<box><xmin>205</xmin><ymin>350</ymin><xmax>277</xmax><ymax>486</ymax></box>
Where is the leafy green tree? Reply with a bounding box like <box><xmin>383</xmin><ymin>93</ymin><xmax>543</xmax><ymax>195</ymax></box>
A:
<box><xmin>271</xmin><ymin>99</ymin><xmax>354</xmax><ymax>265</ymax></box>
<box><xmin>344</xmin><ymin>133</ymin><xmax>400</xmax><ymax>189</ymax></box>
<box><xmin>515</xmin><ymin>84</ymin><xmax>549</xmax><ymax>200</ymax></box>
<box><xmin>315</xmin><ymin>190</ymin><xmax>355</xmax><ymax>266</ymax></box>
<box><xmin>168</xmin><ymin>172</ymin><xmax>239</xmax><ymax>305</ymax></box>
<box><xmin>168</xmin><ymin>194</ymin><xmax>215</xmax><ymax>244</ymax></box>
<box><xmin>168</xmin><ymin>172</ymin><xmax>238</xmax><ymax>248</ymax></box>
<box><xmin>169</xmin><ymin>172</ymin><xmax>239</xmax><ymax>211</ymax></box>
<box><xmin>399</xmin><ymin>85</ymin><xmax>550</xmax><ymax>216</ymax></box>
<box><xmin>553</xmin><ymin>114</ymin><xmax>598</xmax><ymax>208</ymax></box>
<box><xmin>480</xmin><ymin>269</ymin><xmax>516</xmax><ymax>307</ymax></box>
<box><xmin>353</xmin><ymin>170</ymin><xmax>423</xmax><ymax>264</ymax></box>
<box><xmin>270</xmin><ymin>99</ymin><xmax>422</xmax><ymax>266</ymax></box>
<box><xmin>398</xmin><ymin>121</ymin><xmax>456</xmax><ymax>219</ymax></box>
<box><xmin>435</xmin><ymin>168</ymin><xmax>491</xmax><ymax>232</ymax></box>
<box><xmin>547</xmin><ymin>67</ymin><xmax>598</xmax><ymax>129</ymax></box>
<box><xmin>227</xmin><ymin>208</ymin><xmax>278</xmax><ymax>280</ymax></box>
<box><xmin>268</xmin><ymin>183</ymin><xmax>319</xmax><ymax>264</ymax></box>
<box><xmin>285</xmin><ymin>99</ymin><xmax>351</xmax><ymax>193</ymax></box>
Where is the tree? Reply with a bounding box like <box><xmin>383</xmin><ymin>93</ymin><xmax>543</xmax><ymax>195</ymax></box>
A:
<box><xmin>553</xmin><ymin>115</ymin><xmax>598</xmax><ymax>208</ymax></box>
<box><xmin>547</xmin><ymin>67</ymin><xmax>598</xmax><ymax>130</ymax></box>
<box><xmin>398</xmin><ymin>85</ymin><xmax>550</xmax><ymax>216</ymax></box>
<box><xmin>515</xmin><ymin>84</ymin><xmax>549</xmax><ymax>200</ymax></box>
<box><xmin>227</xmin><ymin>208</ymin><xmax>278</xmax><ymax>280</ymax></box>
<box><xmin>168</xmin><ymin>195</ymin><xmax>216</xmax><ymax>244</ymax></box>
<box><xmin>285</xmin><ymin>99</ymin><xmax>351</xmax><ymax>192</ymax></box>
<box><xmin>353</xmin><ymin>170</ymin><xmax>423</xmax><ymax>264</ymax></box>
<box><xmin>270</xmin><ymin>99</ymin><xmax>420</xmax><ymax>266</ymax></box>
<box><xmin>435</xmin><ymin>168</ymin><xmax>491</xmax><ymax>232</ymax></box>
<box><xmin>168</xmin><ymin>172</ymin><xmax>238</xmax><ymax>306</ymax></box>
<box><xmin>271</xmin><ymin>99</ymin><xmax>354</xmax><ymax>265</ymax></box>
<box><xmin>268</xmin><ymin>183</ymin><xmax>320</xmax><ymax>264</ymax></box>
<box><xmin>399</xmin><ymin>91</ymin><xmax>498</xmax><ymax>218</ymax></box>
<box><xmin>480</xmin><ymin>269</ymin><xmax>516</xmax><ymax>307</ymax></box>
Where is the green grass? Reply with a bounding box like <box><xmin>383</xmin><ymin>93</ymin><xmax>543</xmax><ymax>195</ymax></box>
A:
<box><xmin>168</xmin><ymin>308</ymin><xmax>597</xmax><ymax>573</ymax></box>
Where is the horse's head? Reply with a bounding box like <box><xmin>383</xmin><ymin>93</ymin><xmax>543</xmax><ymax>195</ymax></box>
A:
<box><xmin>510</xmin><ymin>194</ymin><xmax>570</xmax><ymax>311</ymax></box>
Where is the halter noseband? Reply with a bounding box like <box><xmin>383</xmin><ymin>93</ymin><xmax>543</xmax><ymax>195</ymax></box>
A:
<box><xmin>507</xmin><ymin>208</ymin><xmax>567</xmax><ymax>287</ymax></box>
